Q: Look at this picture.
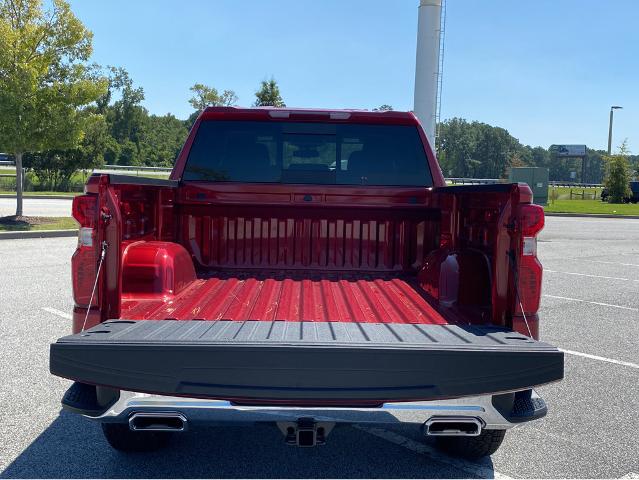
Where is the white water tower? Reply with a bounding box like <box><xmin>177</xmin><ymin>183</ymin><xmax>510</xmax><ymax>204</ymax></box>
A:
<box><xmin>413</xmin><ymin>0</ymin><xmax>444</xmax><ymax>149</ymax></box>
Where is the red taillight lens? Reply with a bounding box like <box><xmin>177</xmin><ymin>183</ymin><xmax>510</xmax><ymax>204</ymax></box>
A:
<box><xmin>519</xmin><ymin>203</ymin><xmax>544</xmax><ymax>237</ymax></box>
<box><xmin>518</xmin><ymin>256</ymin><xmax>543</xmax><ymax>314</ymax></box>
<box><xmin>516</xmin><ymin>203</ymin><xmax>545</xmax><ymax>316</ymax></box>
<box><xmin>71</xmin><ymin>194</ymin><xmax>98</xmax><ymax>307</ymax></box>
<box><xmin>72</xmin><ymin>194</ymin><xmax>97</xmax><ymax>228</ymax></box>
<box><xmin>72</xmin><ymin>249</ymin><xmax>98</xmax><ymax>306</ymax></box>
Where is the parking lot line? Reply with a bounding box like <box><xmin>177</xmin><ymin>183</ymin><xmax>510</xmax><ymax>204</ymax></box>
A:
<box><xmin>545</xmin><ymin>270</ymin><xmax>639</xmax><ymax>282</ymax></box>
<box><xmin>544</xmin><ymin>294</ymin><xmax>639</xmax><ymax>312</ymax></box>
<box><xmin>560</xmin><ymin>349</ymin><xmax>639</xmax><ymax>369</ymax></box>
<box><xmin>582</xmin><ymin>260</ymin><xmax>639</xmax><ymax>268</ymax></box>
<box><xmin>42</xmin><ymin>307</ymin><xmax>72</xmax><ymax>320</ymax></box>
<box><xmin>354</xmin><ymin>425</ymin><xmax>512</xmax><ymax>479</ymax></box>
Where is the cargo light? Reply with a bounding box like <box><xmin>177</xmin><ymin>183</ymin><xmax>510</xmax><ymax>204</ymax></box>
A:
<box><xmin>268</xmin><ymin>110</ymin><xmax>351</xmax><ymax>120</ymax></box>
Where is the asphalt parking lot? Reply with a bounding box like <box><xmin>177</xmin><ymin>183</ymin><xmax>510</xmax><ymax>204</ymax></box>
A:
<box><xmin>0</xmin><ymin>216</ymin><xmax>637</xmax><ymax>478</ymax></box>
<box><xmin>0</xmin><ymin>197</ymin><xmax>73</xmax><ymax>217</ymax></box>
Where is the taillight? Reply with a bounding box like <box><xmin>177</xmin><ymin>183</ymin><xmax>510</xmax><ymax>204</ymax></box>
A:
<box><xmin>517</xmin><ymin>204</ymin><xmax>544</xmax><ymax>315</ymax></box>
<box><xmin>72</xmin><ymin>194</ymin><xmax>97</xmax><ymax>247</ymax></box>
<box><xmin>71</xmin><ymin>194</ymin><xmax>99</xmax><ymax>307</ymax></box>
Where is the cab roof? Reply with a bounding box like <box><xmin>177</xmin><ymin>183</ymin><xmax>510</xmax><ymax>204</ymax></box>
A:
<box><xmin>200</xmin><ymin>106</ymin><xmax>421</xmax><ymax>126</ymax></box>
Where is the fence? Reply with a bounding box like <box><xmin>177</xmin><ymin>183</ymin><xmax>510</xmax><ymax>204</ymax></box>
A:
<box><xmin>568</xmin><ymin>189</ymin><xmax>600</xmax><ymax>200</ymax></box>
<box><xmin>445</xmin><ymin>178</ymin><xmax>605</xmax><ymax>188</ymax></box>
<box><xmin>0</xmin><ymin>170</ymin><xmax>19</xmax><ymax>192</ymax></box>
<box><xmin>549</xmin><ymin>181</ymin><xmax>603</xmax><ymax>188</ymax></box>
<box><xmin>93</xmin><ymin>165</ymin><xmax>172</xmax><ymax>176</ymax></box>
<box><xmin>445</xmin><ymin>177</ymin><xmax>501</xmax><ymax>185</ymax></box>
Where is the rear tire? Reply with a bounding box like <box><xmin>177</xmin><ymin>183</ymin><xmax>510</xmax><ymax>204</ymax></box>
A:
<box><xmin>435</xmin><ymin>429</ymin><xmax>506</xmax><ymax>460</ymax></box>
<box><xmin>101</xmin><ymin>423</ymin><xmax>171</xmax><ymax>452</ymax></box>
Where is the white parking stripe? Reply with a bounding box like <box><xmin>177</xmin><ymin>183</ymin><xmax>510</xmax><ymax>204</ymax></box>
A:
<box><xmin>561</xmin><ymin>349</ymin><xmax>639</xmax><ymax>369</ymax></box>
<box><xmin>42</xmin><ymin>307</ymin><xmax>72</xmax><ymax>320</ymax></box>
<box><xmin>545</xmin><ymin>269</ymin><xmax>639</xmax><ymax>282</ymax></box>
<box><xmin>354</xmin><ymin>425</ymin><xmax>512</xmax><ymax>479</ymax></box>
<box><xmin>544</xmin><ymin>294</ymin><xmax>639</xmax><ymax>312</ymax></box>
<box><xmin>582</xmin><ymin>260</ymin><xmax>639</xmax><ymax>268</ymax></box>
<box><xmin>620</xmin><ymin>472</ymin><xmax>639</xmax><ymax>479</ymax></box>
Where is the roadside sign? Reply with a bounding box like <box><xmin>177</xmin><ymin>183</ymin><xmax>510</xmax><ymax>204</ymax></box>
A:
<box><xmin>549</xmin><ymin>145</ymin><xmax>587</xmax><ymax>157</ymax></box>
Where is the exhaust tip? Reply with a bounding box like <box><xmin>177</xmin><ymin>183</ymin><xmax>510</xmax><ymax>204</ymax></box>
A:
<box><xmin>129</xmin><ymin>412</ymin><xmax>187</xmax><ymax>432</ymax></box>
<box><xmin>424</xmin><ymin>416</ymin><xmax>482</xmax><ymax>437</ymax></box>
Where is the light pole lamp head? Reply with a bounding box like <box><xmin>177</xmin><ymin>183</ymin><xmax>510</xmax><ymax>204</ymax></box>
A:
<box><xmin>611</xmin><ymin>105</ymin><xmax>623</xmax><ymax>110</ymax></box>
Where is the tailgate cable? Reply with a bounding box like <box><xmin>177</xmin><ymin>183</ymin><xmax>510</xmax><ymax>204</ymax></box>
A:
<box><xmin>507</xmin><ymin>249</ymin><xmax>533</xmax><ymax>338</ymax></box>
<box><xmin>81</xmin><ymin>241</ymin><xmax>108</xmax><ymax>332</ymax></box>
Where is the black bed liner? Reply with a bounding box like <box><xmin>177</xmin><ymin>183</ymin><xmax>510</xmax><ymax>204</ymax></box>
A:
<box><xmin>50</xmin><ymin>320</ymin><xmax>564</xmax><ymax>403</ymax></box>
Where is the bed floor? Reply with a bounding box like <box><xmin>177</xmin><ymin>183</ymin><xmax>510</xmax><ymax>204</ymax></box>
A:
<box><xmin>121</xmin><ymin>271</ymin><xmax>449</xmax><ymax>324</ymax></box>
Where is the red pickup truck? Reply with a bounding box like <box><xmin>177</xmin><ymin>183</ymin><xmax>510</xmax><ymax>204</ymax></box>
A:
<box><xmin>50</xmin><ymin>107</ymin><xmax>563</xmax><ymax>458</ymax></box>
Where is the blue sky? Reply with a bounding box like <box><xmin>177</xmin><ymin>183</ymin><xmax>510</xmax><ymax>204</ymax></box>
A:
<box><xmin>69</xmin><ymin>0</ymin><xmax>637</xmax><ymax>151</ymax></box>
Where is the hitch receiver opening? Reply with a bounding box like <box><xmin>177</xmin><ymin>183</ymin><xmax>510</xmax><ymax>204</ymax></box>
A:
<box><xmin>277</xmin><ymin>417</ymin><xmax>335</xmax><ymax>447</ymax></box>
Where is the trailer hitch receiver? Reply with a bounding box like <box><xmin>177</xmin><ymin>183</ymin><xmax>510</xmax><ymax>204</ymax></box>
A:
<box><xmin>277</xmin><ymin>417</ymin><xmax>335</xmax><ymax>447</ymax></box>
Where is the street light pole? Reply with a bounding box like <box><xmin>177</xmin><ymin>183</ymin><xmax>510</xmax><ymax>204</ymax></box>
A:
<box><xmin>607</xmin><ymin>106</ymin><xmax>622</xmax><ymax>155</ymax></box>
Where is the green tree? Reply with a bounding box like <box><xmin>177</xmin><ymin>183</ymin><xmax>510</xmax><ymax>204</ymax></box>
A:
<box><xmin>189</xmin><ymin>84</ymin><xmax>238</xmax><ymax>111</ymax></box>
<box><xmin>77</xmin><ymin>113</ymin><xmax>109</xmax><ymax>168</ymax></box>
<box><xmin>473</xmin><ymin>123</ymin><xmax>521</xmax><ymax>178</ymax></box>
<box><xmin>584</xmin><ymin>148</ymin><xmax>606</xmax><ymax>184</ymax></box>
<box><xmin>438</xmin><ymin>118</ymin><xmax>524</xmax><ymax>179</ymax></box>
<box><xmin>0</xmin><ymin>0</ymin><xmax>106</xmax><ymax>215</ymax></box>
<box><xmin>219</xmin><ymin>89</ymin><xmax>239</xmax><ymax>107</ymax></box>
<box><xmin>109</xmin><ymin>74</ymin><xmax>146</xmax><ymax>145</ymax></box>
<box><xmin>187</xmin><ymin>84</ymin><xmax>238</xmax><ymax>127</ymax></box>
<box><xmin>603</xmin><ymin>140</ymin><xmax>632</xmax><ymax>203</ymax></box>
<box><xmin>96</xmin><ymin>66</ymin><xmax>130</xmax><ymax>114</ymax></box>
<box><xmin>138</xmin><ymin>114</ymin><xmax>188</xmax><ymax>167</ymax></box>
<box><xmin>253</xmin><ymin>78</ymin><xmax>285</xmax><ymax>107</ymax></box>
<box><xmin>189</xmin><ymin>83</ymin><xmax>219</xmax><ymax>111</ymax></box>
<box><xmin>437</xmin><ymin>118</ymin><xmax>478</xmax><ymax>177</ymax></box>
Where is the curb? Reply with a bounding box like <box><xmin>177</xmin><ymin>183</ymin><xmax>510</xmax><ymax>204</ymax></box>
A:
<box><xmin>545</xmin><ymin>212</ymin><xmax>639</xmax><ymax>219</ymax></box>
<box><xmin>0</xmin><ymin>194</ymin><xmax>76</xmax><ymax>200</ymax></box>
<box><xmin>0</xmin><ymin>229</ymin><xmax>77</xmax><ymax>240</ymax></box>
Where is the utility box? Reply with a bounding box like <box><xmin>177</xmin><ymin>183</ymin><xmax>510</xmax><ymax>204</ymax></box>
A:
<box><xmin>509</xmin><ymin>167</ymin><xmax>549</xmax><ymax>206</ymax></box>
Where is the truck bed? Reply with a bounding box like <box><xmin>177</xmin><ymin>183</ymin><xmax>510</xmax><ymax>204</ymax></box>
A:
<box><xmin>121</xmin><ymin>272</ymin><xmax>450</xmax><ymax>324</ymax></box>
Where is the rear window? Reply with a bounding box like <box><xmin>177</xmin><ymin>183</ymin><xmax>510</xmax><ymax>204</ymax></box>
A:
<box><xmin>183</xmin><ymin>121</ymin><xmax>432</xmax><ymax>186</ymax></box>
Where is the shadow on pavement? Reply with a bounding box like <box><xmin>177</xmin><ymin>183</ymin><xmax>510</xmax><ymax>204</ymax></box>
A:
<box><xmin>1</xmin><ymin>411</ymin><xmax>497</xmax><ymax>478</ymax></box>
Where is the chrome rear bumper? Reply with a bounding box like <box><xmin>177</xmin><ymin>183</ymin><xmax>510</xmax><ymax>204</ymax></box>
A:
<box><xmin>87</xmin><ymin>389</ymin><xmax>547</xmax><ymax>431</ymax></box>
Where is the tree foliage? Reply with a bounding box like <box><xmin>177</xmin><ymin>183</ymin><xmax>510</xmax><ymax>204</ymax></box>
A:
<box><xmin>186</xmin><ymin>83</ymin><xmax>238</xmax><ymax>127</ymax></box>
<box><xmin>436</xmin><ymin>118</ymin><xmax>625</xmax><ymax>184</ymax></box>
<box><xmin>93</xmin><ymin>69</ymin><xmax>188</xmax><ymax>167</ymax></box>
<box><xmin>603</xmin><ymin>140</ymin><xmax>632</xmax><ymax>203</ymax></box>
<box><xmin>189</xmin><ymin>83</ymin><xmax>238</xmax><ymax>111</ymax></box>
<box><xmin>219</xmin><ymin>89</ymin><xmax>239</xmax><ymax>107</ymax></box>
<box><xmin>0</xmin><ymin>0</ymin><xmax>107</xmax><ymax>213</ymax></box>
<box><xmin>253</xmin><ymin>78</ymin><xmax>285</xmax><ymax>107</ymax></box>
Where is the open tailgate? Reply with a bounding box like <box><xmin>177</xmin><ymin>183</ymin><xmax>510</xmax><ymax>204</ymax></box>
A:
<box><xmin>50</xmin><ymin>320</ymin><xmax>563</xmax><ymax>403</ymax></box>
